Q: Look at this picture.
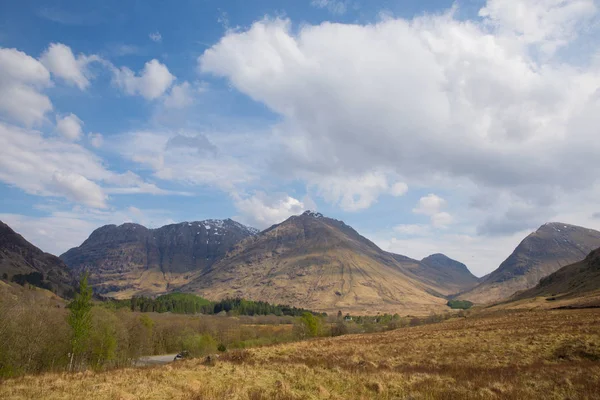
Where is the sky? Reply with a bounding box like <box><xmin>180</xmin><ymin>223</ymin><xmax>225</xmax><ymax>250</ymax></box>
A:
<box><xmin>1</xmin><ymin>0</ymin><xmax>600</xmax><ymax>277</ymax></box>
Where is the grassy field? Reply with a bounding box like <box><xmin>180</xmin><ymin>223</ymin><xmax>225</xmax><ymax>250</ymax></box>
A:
<box><xmin>2</xmin><ymin>308</ymin><xmax>600</xmax><ymax>399</ymax></box>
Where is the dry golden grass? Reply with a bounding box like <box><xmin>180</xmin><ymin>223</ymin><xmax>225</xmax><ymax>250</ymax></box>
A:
<box><xmin>2</xmin><ymin>309</ymin><xmax>600</xmax><ymax>399</ymax></box>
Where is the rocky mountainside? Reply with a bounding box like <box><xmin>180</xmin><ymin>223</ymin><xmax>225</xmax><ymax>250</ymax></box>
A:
<box><xmin>416</xmin><ymin>253</ymin><xmax>479</xmax><ymax>295</ymax></box>
<box><xmin>60</xmin><ymin>219</ymin><xmax>258</xmax><ymax>298</ymax></box>
<box><xmin>515</xmin><ymin>247</ymin><xmax>600</xmax><ymax>301</ymax></box>
<box><xmin>181</xmin><ymin>211</ymin><xmax>449</xmax><ymax>315</ymax></box>
<box><xmin>0</xmin><ymin>220</ymin><xmax>74</xmax><ymax>297</ymax></box>
<box><xmin>459</xmin><ymin>223</ymin><xmax>600</xmax><ymax>304</ymax></box>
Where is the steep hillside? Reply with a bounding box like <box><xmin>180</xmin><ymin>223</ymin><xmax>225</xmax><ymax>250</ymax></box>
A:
<box><xmin>515</xmin><ymin>247</ymin><xmax>600</xmax><ymax>301</ymax></box>
<box><xmin>416</xmin><ymin>253</ymin><xmax>479</xmax><ymax>295</ymax></box>
<box><xmin>181</xmin><ymin>211</ymin><xmax>448</xmax><ymax>315</ymax></box>
<box><xmin>61</xmin><ymin>219</ymin><xmax>258</xmax><ymax>298</ymax></box>
<box><xmin>0</xmin><ymin>220</ymin><xmax>74</xmax><ymax>297</ymax></box>
<box><xmin>459</xmin><ymin>223</ymin><xmax>600</xmax><ymax>304</ymax></box>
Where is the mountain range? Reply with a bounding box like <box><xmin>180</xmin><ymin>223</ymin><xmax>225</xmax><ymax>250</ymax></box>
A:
<box><xmin>60</xmin><ymin>219</ymin><xmax>258</xmax><ymax>298</ymax></box>
<box><xmin>4</xmin><ymin>212</ymin><xmax>600</xmax><ymax>315</ymax></box>
<box><xmin>458</xmin><ymin>223</ymin><xmax>600</xmax><ymax>304</ymax></box>
<box><xmin>180</xmin><ymin>211</ymin><xmax>478</xmax><ymax>314</ymax></box>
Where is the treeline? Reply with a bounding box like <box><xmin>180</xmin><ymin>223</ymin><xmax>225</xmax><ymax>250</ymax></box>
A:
<box><xmin>0</xmin><ymin>276</ymin><xmax>302</xmax><ymax>378</ymax></box>
<box><xmin>106</xmin><ymin>293</ymin><xmax>326</xmax><ymax>317</ymax></box>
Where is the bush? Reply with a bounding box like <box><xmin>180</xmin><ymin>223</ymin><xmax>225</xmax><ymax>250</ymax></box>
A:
<box><xmin>181</xmin><ymin>334</ymin><xmax>218</xmax><ymax>357</ymax></box>
<box><xmin>447</xmin><ymin>300</ymin><xmax>473</xmax><ymax>310</ymax></box>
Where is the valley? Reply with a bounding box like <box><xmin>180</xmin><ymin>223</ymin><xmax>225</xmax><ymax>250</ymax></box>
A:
<box><xmin>2</xmin><ymin>308</ymin><xmax>599</xmax><ymax>399</ymax></box>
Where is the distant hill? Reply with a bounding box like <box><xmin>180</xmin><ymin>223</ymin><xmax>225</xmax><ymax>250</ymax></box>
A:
<box><xmin>515</xmin><ymin>247</ymin><xmax>600</xmax><ymax>302</ymax></box>
<box><xmin>60</xmin><ymin>219</ymin><xmax>258</xmax><ymax>298</ymax></box>
<box><xmin>181</xmin><ymin>211</ymin><xmax>448</xmax><ymax>315</ymax></box>
<box><xmin>459</xmin><ymin>223</ymin><xmax>600</xmax><ymax>304</ymax></box>
<box><xmin>0</xmin><ymin>220</ymin><xmax>74</xmax><ymax>297</ymax></box>
<box><xmin>416</xmin><ymin>253</ymin><xmax>479</xmax><ymax>295</ymax></box>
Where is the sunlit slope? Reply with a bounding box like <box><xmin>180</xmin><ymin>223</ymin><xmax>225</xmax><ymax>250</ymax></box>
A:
<box><xmin>183</xmin><ymin>212</ymin><xmax>448</xmax><ymax>315</ymax></box>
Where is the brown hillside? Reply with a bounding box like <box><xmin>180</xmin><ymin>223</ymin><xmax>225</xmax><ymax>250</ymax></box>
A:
<box><xmin>459</xmin><ymin>223</ymin><xmax>600</xmax><ymax>304</ymax></box>
<box><xmin>515</xmin><ymin>247</ymin><xmax>600</xmax><ymax>302</ymax></box>
<box><xmin>0</xmin><ymin>220</ymin><xmax>74</xmax><ymax>298</ymax></box>
<box><xmin>182</xmin><ymin>211</ymin><xmax>448</xmax><ymax>315</ymax></box>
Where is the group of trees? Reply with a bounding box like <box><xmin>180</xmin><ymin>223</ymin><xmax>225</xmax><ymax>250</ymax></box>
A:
<box><xmin>1</xmin><ymin>274</ymin><xmax>465</xmax><ymax>378</ymax></box>
<box><xmin>9</xmin><ymin>272</ymin><xmax>53</xmax><ymax>291</ymax></box>
<box><xmin>447</xmin><ymin>300</ymin><xmax>473</xmax><ymax>310</ymax></box>
<box><xmin>108</xmin><ymin>293</ymin><xmax>326</xmax><ymax>318</ymax></box>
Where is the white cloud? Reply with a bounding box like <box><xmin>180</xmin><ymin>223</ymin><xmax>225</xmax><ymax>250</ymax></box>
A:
<box><xmin>311</xmin><ymin>0</ymin><xmax>348</xmax><ymax>15</ymax></box>
<box><xmin>198</xmin><ymin>3</ymin><xmax>600</xmax><ymax>237</ymax></box>
<box><xmin>112</xmin><ymin>59</ymin><xmax>175</xmax><ymax>99</ymax></box>
<box><xmin>163</xmin><ymin>81</ymin><xmax>194</xmax><ymax>108</ymax></box>
<box><xmin>413</xmin><ymin>194</ymin><xmax>446</xmax><ymax>216</ymax></box>
<box><xmin>88</xmin><ymin>132</ymin><xmax>103</xmax><ymax>148</ymax></box>
<box><xmin>56</xmin><ymin>113</ymin><xmax>83</xmax><ymax>140</ymax></box>
<box><xmin>431</xmin><ymin>211</ymin><xmax>454</xmax><ymax>228</ymax></box>
<box><xmin>149</xmin><ymin>31</ymin><xmax>162</xmax><ymax>42</ymax></box>
<box><xmin>0</xmin><ymin>47</ymin><xmax>52</xmax><ymax>125</ymax></box>
<box><xmin>40</xmin><ymin>43</ymin><xmax>100</xmax><ymax>90</ymax></box>
<box><xmin>390</xmin><ymin>182</ymin><xmax>409</xmax><ymax>197</ymax></box>
<box><xmin>309</xmin><ymin>171</ymin><xmax>408</xmax><ymax>211</ymax></box>
<box><xmin>0</xmin><ymin>122</ymin><xmax>184</xmax><ymax>208</ymax></box>
<box><xmin>113</xmin><ymin>130</ymin><xmax>254</xmax><ymax>190</ymax></box>
<box><xmin>51</xmin><ymin>171</ymin><xmax>108</xmax><ymax>208</ymax></box>
<box><xmin>479</xmin><ymin>0</ymin><xmax>597</xmax><ymax>54</ymax></box>
<box><xmin>233</xmin><ymin>192</ymin><xmax>306</xmax><ymax>228</ymax></box>
<box><xmin>413</xmin><ymin>194</ymin><xmax>454</xmax><ymax>228</ymax></box>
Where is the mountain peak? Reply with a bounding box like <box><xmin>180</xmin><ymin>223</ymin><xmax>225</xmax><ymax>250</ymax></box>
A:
<box><xmin>301</xmin><ymin>210</ymin><xmax>324</xmax><ymax>218</ymax></box>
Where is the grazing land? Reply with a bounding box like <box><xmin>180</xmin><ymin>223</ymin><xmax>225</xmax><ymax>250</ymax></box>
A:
<box><xmin>2</xmin><ymin>309</ymin><xmax>600</xmax><ymax>399</ymax></box>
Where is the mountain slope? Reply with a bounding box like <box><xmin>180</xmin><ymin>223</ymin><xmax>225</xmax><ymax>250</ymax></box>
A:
<box><xmin>60</xmin><ymin>219</ymin><xmax>258</xmax><ymax>298</ymax></box>
<box><xmin>0</xmin><ymin>220</ymin><xmax>74</xmax><ymax>297</ymax></box>
<box><xmin>459</xmin><ymin>223</ymin><xmax>600</xmax><ymax>304</ymax></box>
<box><xmin>515</xmin><ymin>247</ymin><xmax>600</xmax><ymax>301</ymax></box>
<box><xmin>181</xmin><ymin>211</ymin><xmax>448</xmax><ymax>315</ymax></box>
<box><xmin>416</xmin><ymin>254</ymin><xmax>479</xmax><ymax>294</ymax></box>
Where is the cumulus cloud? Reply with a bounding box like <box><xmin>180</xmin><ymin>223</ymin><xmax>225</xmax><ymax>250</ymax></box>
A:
<box><xmin>413</xmin><ymin>194</ymin><xmax>453</xmax><ymax>228</ymax></box>
<box><xmin>88</xmin><ymin>132</ymin><xmax>103</xmax><ymax>148</ymax></box>
<box><xmin>479</xmin><ymin>0</ymin><xmax>597</xmax><ymax>54</ymax></box>
<box><xmin>0</xmin><ymin>47</ymin><xmax>52</xmax><ymax>125</ymax></box>
<box><xmin>310</xmin><ymin>171</ymin><xmax>408</xmax><ymax>211</ymax></box>
<box><xmin>163</xmin><ymin>81</ymin><xmax>194</xmax><ymax>108</ymax></box>
<box><xmin>0</xmin><ymin>122</ymin><xmax>185</xmax><ymax>208</ymax></box>
<box><xmin>40</xmin><ymin>43</ymin><xmax>100</xmax><ymax>89</ymax></box>
<box><xmin>51</xmin><ymin>171</ymin><xmax>108</xmax><ymax>208</ymax></box>
<box><xmin>56</xmin><ymin>113</ymin><xmax>83</xmax><ymax>140</ymax></box>
<box><xmin>198</xmin><ymin>2</ymin><xmax>600</xmax><ymax>234</ymax></box>
<box><xmin>233</xmin><ymin>192</ymin><xmax>306</xmax><ymax>228</ymax></box>
<box><xmin>112</xmin><ymin>59</ymin><xmax>175</xmax><ymax>99</ymax></box>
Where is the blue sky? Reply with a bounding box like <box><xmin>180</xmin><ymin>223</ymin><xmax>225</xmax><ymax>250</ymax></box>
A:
<box><xmin>1</xmin><ymin>0</ymin><xmax>600</xmax><ymax>276</ymax></box>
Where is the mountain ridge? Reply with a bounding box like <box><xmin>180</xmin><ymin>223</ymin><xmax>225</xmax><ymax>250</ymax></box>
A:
<box><xmin>60</xmin><ymin>218</ymin><xmax>258</xmax><ymax>298</ymax></box>
<box><xmin>180</xmin><ymin>211</ymin><xmax>451</xmax><ymax>315</ymax></box>
<box><xmin>459</xmin><ymin>222</ymin><xmax>600</xmax><ymax>304</ymax></box>
<box><xmin>0</xmin><ymin>220</ymin><xmax>74</xmax><ymax>297</ymax></box>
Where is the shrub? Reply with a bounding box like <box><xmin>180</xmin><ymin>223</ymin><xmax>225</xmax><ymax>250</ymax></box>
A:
<box><xmin>447</xmin><ymin>300</ymin><xmax>473</xmax><ymax>310</ymax></box>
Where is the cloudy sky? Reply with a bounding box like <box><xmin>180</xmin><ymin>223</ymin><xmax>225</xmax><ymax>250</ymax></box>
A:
<box><xmin>1</xmin><ymin>0</ymin><xmax>600</xmax><ymax>276</ymax></box>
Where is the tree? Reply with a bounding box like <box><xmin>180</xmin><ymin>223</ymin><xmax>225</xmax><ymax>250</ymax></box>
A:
<box><xmin>68</xmin><ymin>272</ymin><xmax>93</xmax><ymax>371</ymax></box>
<box><xmin>295</xmin><ymin>312</ymin><xmax>322</xmax><ymax>338</ymax></box>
